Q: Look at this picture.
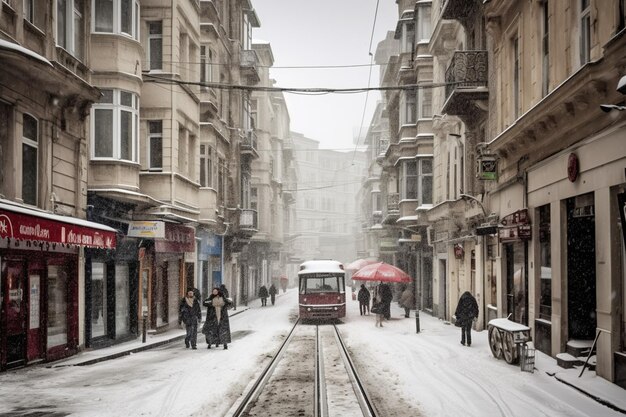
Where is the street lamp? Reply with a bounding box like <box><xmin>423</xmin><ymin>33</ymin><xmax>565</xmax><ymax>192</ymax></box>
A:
<box><xmin>599</xmin><ymin>75</ymin><xmax>626</xmax><ymax>112</ymax></box>
<box><xmin>459</xmin><ymin>193</ymin><xmax>489</xmax><ymax>217</ymax></box>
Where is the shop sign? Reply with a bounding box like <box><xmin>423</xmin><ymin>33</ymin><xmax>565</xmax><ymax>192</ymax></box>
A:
<box><xmin>198</xmin><ymin>230</ymin><xmax>222</xmax><ymax>256</ymax></box>
<box><xmin>0</xmin><ymin>208</ymin><xmax>116</xmax><ymax>249</ymax></box>
<box><xmin>477</xmin><ymin>155</ymin><xmax>498</xmax><ymax>181</ymax></box>
<box><xmin>128</xmin><ymin>221</ymin><xmax>165</xmax><ymax>238</ymax></box>
<box><xmin>499</xmin><ymin>209</ymin><xmax>531</xmax><ymax>242</ymax></box>
<box><xmin>454</xmin><ymin>244</ymin><xmax>465</xmax><ymax>259</ymax></box>
<box><xmin>155</xmin><ymin>223</ymin><xmax>195</xmax><ymax>253</ymax></box>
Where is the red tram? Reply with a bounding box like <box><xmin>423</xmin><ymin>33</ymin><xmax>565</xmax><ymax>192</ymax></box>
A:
<box><xmin>298</xmin><ymin>260</ymin><xmax>346</xmax><ymax>320</ymax></box>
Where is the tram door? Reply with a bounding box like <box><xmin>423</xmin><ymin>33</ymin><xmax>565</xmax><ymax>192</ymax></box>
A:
<box><xmin>2</xmin><ymin>261</ymin><xmax>27</xmax><ymax>368</ymax></box>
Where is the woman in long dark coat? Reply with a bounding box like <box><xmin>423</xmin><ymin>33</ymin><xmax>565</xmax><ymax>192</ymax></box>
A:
<box><xmin>202</xmin><ymin>287</ymin><xmax>232</xmax><ymax>349</ymax></box>
<box><xmin>454</xmin><ymin>291</ymin><xmax>479</xmax><ymax>346</ymax></box>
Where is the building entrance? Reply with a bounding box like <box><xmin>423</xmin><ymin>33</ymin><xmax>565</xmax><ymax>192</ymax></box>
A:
<box><xmin>566</xmin><ymin>194</ymin><xmax>596</xmax><ymax>340</ymax></box>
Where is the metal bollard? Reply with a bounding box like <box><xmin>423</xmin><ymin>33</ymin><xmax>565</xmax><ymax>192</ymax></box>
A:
<box><xmin>415</xmin><ymin>309</ymin><xmax>420</xmax><ymax>333</ymax></box>
<box><xmin>142</xmin><ymin>311</ymin><xmax>148</xmax><ymax>343</ymax></box>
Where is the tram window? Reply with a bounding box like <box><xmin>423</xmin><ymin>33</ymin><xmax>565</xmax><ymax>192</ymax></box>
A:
<box><xmin>301</xmin><ymin>276</ymin><xmax>340</xmax><ymax>293</ymax></box>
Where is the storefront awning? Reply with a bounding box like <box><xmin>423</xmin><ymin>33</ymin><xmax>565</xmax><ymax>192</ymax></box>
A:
<box><xmin>0</xmin><ymin>202</ymin><xmax>116</xmax><ymax>249</ymax></box>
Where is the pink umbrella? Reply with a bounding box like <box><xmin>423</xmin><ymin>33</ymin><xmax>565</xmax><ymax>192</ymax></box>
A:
<box><xmin>345</xmin><ymin>258</ymin><xmax>378</xmax><ymax>271</ymax></box>
<box><xmin>351</xmin><ymin>262</ymin><xmax>412</xmax><ymax>283</ymax></box>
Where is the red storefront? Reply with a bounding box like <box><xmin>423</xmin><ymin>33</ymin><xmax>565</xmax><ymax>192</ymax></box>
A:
<box><xmin>0</xmin><ymin>202</ymin><xmax>116</xmax><ymax>370</ymax></box>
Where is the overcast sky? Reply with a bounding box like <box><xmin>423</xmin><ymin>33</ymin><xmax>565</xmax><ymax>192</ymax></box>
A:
<box><xmin>252</xmin><ymin>0</ymin><xmax>398</xmax><ymax>150</ymax></box>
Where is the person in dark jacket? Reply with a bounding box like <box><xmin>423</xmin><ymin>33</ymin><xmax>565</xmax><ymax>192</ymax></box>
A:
<box><xmin>268</xmin><ymin>283</ymin><xmax>278</xmax><ymax>305</ymax></box>
<box><xmin>201</xmin><ymin>287</ymin><xmax>232</xmax><ymax>349</ymax></box>
<box><xmin>258</xmin><ymin>285</ymin><xmax>269</xmax><ymax>306</ymax></box>
<box><xmin>219</xmin><ymin>284</ymin><xmax>229</xmax><ymax>299</ymax></box>
<box><xmin>357</xmin><ymin>284</ymin><xmax>371</xmax><ymax>315</ymax></box>
<box><xmin>379</xmin><ymin>283</ymin><xmax>393</xmax><ymax>319</ymax></box>
<box><xmin>179</xmin><ymin>289</ymin><xmax>202</xmax><ymax>349</ymax></box>
<box><xmin>454</xmin><ymin>291</ymin><xmax>479</xmax><ymax>346</ymax></box>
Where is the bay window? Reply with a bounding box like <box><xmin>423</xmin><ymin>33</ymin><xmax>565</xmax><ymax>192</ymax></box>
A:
<box><xmin>399</xmin><ymin>90</ymin><xmax>416</xmax><ymax>126</ymax></box>
<box><xmin>400</xmin><ymin>157</ymin><xmax>433</xmax><ymax>205</ymax></box>
<box><xmin>416</xmin><ymin>4</ymin><xmax>431</xmax><ymax>43</ymax></box>
<box><xmin>200</xmin><ymin>144</ymin><xmax>213</xmax><ymax>188</ymax></box>
<box><xmin>148</xmin><ymin>120</ymin><xmax>162</xmax><ymax>170</ymax></box>
<box><xmin>93</xmin><ymin>0</ymin><xmax>139</xmax><ymax>40</ymax></box>
<box><xmin>400</xmin><ymin>20</ymin><xmax>414</xmax><ymax>54</ymax></box>
<box><xmin>200</xmin><ymin>45</ymin><xmax>214</xmax><ymax>86</ymax></box>
<box><xmin>22</xmin><ymin>114</ymin><xmax>38</xmax><ymax>206</ymax></box>
<box><xmin>148</xmin><ymin>21</ymin><xmax>163</xmax><ymax>71</ymax></box>
<box><xmin>57</xmin><ymin>0</ymin><xmax>85</xmax><ymax>60</ymax></box>
<box><xmin>91</xmin><ymin>89</ymin><xmax>139</xmax><ymax>162</ymax></box>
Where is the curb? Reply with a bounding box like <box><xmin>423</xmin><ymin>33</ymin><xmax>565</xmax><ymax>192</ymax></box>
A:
<box><xmin>550</xmin><ymin>373</ymin><xmax>626</xmax><ymax>415</ymax></box>
<box><xmin>49</xmin><ymin>307</ymin><xmax>250</xmax><ymax>368</ymax></box>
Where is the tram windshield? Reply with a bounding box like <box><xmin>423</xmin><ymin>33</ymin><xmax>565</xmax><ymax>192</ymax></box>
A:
<box><xmin>299</xmin><ymin>273</ymin><xmax>345</xmax><ymax>294</ymax></box>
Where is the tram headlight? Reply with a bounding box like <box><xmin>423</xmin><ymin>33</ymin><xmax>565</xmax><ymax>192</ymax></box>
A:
<box><xmin>307</xmin><ymin>307</ymin><xmax>311</xmax><ymax>312</ymax></box>
<box><xmin>303</xmin><ymin>298</ymin><xmax>307</xmax><ymax>303</ymax></box>
<box><xmin>333</xmin><ymin>307</ymin><xmax>338</xmax><ymax>311</ymax></box>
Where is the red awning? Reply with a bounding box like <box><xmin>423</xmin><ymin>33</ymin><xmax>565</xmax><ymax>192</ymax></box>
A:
<box><xmin>0</xmin><ymin>202</ymin><xmax>116</xmax><ymax>249</ymax></box>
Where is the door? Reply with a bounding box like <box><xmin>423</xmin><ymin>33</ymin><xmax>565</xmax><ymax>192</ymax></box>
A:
<box><xmin>26</xmin><ymin>268</ymin><xmax>43</xmax><ymax>362</ymax></box>
<box><xmin>3</xmin><ymin>261</ymin><xmax>26</xmax><ymax>368</ymax></box>
<box><xmin>567</xmin><ymin>195</ymin><xmax>596</xmax><ymax>339</ymax></box>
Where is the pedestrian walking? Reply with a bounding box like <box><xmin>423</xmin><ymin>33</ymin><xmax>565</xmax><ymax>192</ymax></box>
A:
<box><xmin>399</xmin><ymin>286</ymin><xmax>415</xmax><ymax>318</ymax></box>
<box><xmin>379</xmin><ymin>282</ymin><xmax>393</xmax><ymax>319</ymax></box>
<box><xmin>371</xmin><ymin>290</ymin><xmax>384</xmax><ymax>327</ymax></box>
<box><xmin>201</xmin><ymin>287</ymin><xmax>232</xmax><ymax>349</ymax></box>
<box><xmin>258</xmin><ymin>285</ymin><xmax>269</xmax><ymax>306</ymax></box>
<box><xmin>178</xmin><ymin>289</ymin><xmax>202</xmax><ymax>349</ymax></box>
<box><xmin>357</xmin><ymin>284</ymin><xmax>370</xmax><ymax>315</ymax></box>
<box><xmin>454</xmin><ymin>291</ymin><xmax>479</xmax><ymax>347</ymax></box>
<box><xmin>269</xmin><ymin>283</ymin><xmax>278</xmax><ymax>305</ymax></box>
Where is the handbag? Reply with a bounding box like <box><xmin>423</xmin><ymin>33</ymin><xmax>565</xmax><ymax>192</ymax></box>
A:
<box><xmin>371</xmin><ymin>303</ymin><xmax>383</xmax><ymax>314</ymax></box>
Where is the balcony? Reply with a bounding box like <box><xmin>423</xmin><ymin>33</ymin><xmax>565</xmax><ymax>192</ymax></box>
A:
<box><xmin>241</xmin><ymin>129</ymin><xmax>259</xmax><ymax>159</ymax></box>
<box><xmin>382</xmin><ymin>193</ymin><xmax>400</xmax><ymax>225</ymax></box>
<box><xmin>240</xmin><ymin>49</ymin><xmax>260</xmax><ymax>84</ymax></box>
<box><xmin>440</xmin><ymin>0</ymin><xmax>476</xmax><ymax>21</ymax></box>
<box><xmin>442</xmin><ymin>50</ymin><xmax>488</xmax><ymax>118</ymax></box>
<box><xmin>238</xmin><ymin>208</ymin><xmax>258</xmax><ymax>238</ymax></box>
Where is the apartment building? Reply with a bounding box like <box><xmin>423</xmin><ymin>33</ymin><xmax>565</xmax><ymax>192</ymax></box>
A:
<box><xmin>361</xmin><ymin>0</ymin><xmax>435</xmax><ymax>308</ymax></box>
<box><xmin>244</xmin><ymin>41</ymin><xmax>296</xmax><ymax>301</ymax></box>
<box><xmin>292</xmin><ymin>132</ymin><xmax>365</xmax><ymax>266</ymax></box>
<box><xmin>0</xmin><ymin>0</ymin><xmax>117</xmax><ymax>368</ymax></box>
<box><xmin>424</xmin><ymin>0</ymin><xmax>626</xmax><ymax>386</ymax></box>
<box><xmin>0</xmin><ymin>0</ymin><xmax>286</xmax><ymax>368</ymax></box>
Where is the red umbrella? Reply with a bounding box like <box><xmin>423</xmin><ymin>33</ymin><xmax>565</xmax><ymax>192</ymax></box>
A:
<box><xmin>352</xmin><ymin>262</ymin><xmax>412</xmax><ymax>283</ymax></box>
<box><xmin>345</xmin><ymin>258</ymin><xmax>378</xmax><ymax>271</ymax></box>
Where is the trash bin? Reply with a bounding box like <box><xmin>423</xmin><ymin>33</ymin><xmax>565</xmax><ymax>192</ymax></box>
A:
<box><xmin>520</xmin><ymin>341</ymin><xmax>535</xmax><ymax>373</ymax></box>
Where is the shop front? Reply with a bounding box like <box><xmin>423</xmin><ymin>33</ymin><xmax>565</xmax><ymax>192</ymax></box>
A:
<box><xmin>129</xmin><ymin>221</ymin><xmax>195</xmax><ymax>331</ymax></box>
<box><xmin>0</xmin><ymin>202</ymin><xmax>116</xmax><ymax>370</ymax></box>
<box><xmin>85</xmin><ymin>237</ymin><xmax>139</xmax><ymax>348</ymax></box>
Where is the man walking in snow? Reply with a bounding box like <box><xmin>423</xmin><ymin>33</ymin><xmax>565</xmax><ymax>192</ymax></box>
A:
<box><xmin>357</xmin><ymin>284</ymin><xmax>370</xmax><ymax>315</ymax></box>
<box><xmin>454</xmin><ymin>291</ymin><xmax>479</xmax><ymax>346</ymax></box>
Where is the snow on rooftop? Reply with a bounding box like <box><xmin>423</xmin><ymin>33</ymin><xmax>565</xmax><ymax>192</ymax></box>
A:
<box><xmin>298</xmin><ymin>259</ymin><xmax>344</xmax><ymax>274</ymax></box>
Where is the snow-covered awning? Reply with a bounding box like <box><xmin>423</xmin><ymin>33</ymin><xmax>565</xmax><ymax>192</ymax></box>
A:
<box><xmin>0</xmin><ymin>201</ymin><xmax>116</xmax><ymax>249</ymax></box>
<box><xmin>396</xmin><ymin>215</ymin><xmax>418</xmax><ymax>223</ymax></box>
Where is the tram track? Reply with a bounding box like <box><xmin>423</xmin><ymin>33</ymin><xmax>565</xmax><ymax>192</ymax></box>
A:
<box><xmin>227</xmin><ymin>321</ymin><xmax>378</xmax><ymax>417</ymax></box>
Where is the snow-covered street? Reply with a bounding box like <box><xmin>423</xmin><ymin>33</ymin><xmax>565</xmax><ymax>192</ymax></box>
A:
<box><xmin>0</xmin><ymin>289</ymin><xmax>624</xmax><ymax>417</ymax></box>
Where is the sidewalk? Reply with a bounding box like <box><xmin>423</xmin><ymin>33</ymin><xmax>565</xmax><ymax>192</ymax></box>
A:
<box><xmin>534</xmin><ymin>350</ymin><xmax>626</xmax><ymax>414</ymax></box>
<box><xmin>49</xmin><ymin>306</ymin><xmax>250</xmax><ymax>368</ymax></box>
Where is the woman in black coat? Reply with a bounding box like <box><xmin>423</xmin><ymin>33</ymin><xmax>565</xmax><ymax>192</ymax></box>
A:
<box><xmin>179</xmin><ymin>289</ymin><xmax>202</xmax><ymax>349</ymax></box>
<box><xmin>202</xmin><ymin>287</ymin><xmax>232</xmax><ymax>349</ymax></box>
<box><xmin>454</xmin><ymin>291</ymin><xmax>479</xmax><ymax>346</ymax></box>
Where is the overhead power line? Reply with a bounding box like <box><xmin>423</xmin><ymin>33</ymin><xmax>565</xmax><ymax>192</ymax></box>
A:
<box><xmin>143</xmin><ymin>73</ymin><xmax>456</xmax><ymax>94</ymax></box>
